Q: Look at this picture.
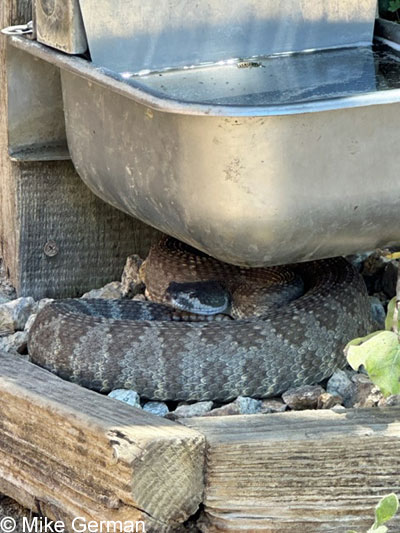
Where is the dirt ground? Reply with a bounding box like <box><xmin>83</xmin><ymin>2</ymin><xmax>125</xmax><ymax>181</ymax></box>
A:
<box><xmin>0</xmin><ymin>495</ymin><xmax>34</xmax><ymax>533</ymax></box>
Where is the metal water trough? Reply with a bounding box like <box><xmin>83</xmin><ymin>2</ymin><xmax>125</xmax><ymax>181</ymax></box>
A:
<box><xmin>5</xmin><ymin>0</ymin><xmax>400</xmax><ymax>266</ymax></box>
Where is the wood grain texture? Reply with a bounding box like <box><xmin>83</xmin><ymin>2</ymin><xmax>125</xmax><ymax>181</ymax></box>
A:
<box><xmin>183</xmin><ymin>410</ymin><xmax>400</xmax><ymax>532</ymax></box>
<box><xmin>0</xmin><ymin>0</ymin><xmax>31</xmax><ymax>284</ymax></box>
<box><xmin>1</xmin><ymin>0</ymin><xmax>160</xmax><ymax>298</ymax></box>
<box><xmin>0</xmin><ymin>351</ymin><xmax>205</xmax><ymax>531</ymax></box>
<box><xmin>15</xmin><ymin>161</ymin><xmax>160</xmax><ymax>298</ymax></box>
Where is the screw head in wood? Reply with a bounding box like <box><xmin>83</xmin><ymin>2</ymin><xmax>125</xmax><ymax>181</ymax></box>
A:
<box><xmin>44</xmin><ymin>240</ymin><xmax>59</xmax><ymax>257</ymax></box>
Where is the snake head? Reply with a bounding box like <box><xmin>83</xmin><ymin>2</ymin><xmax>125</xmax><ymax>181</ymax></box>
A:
<box><xmin>165</xmin><ymin>281</ymin><xmax>231</xmax><ymax>315</ymax></box>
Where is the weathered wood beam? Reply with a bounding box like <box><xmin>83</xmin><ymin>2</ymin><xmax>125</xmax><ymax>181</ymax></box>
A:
<box><xmin>183</xmin><ymin>409</ymin><xmax>400</xmax><ymax>532</ymax></box>
<box><xmin>0</xmin><ymin>0</ymin><xmax>32</xmax><ymax>284</ymax></box>
<box><xmin>1</xmin><ymin>0</ymin><xmax>160</xmax><ymax>298</ymax></box>
<box><xmin>0</xmin><ymin>352</ymin><xmax>205</xmax><ymax>532</ymax></box>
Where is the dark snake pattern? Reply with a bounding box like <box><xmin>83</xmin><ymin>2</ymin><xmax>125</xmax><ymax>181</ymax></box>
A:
<box><xmin>28</xmin><ymin>241</ymin><xmax>373</xmax><ymax>401</ymax></box>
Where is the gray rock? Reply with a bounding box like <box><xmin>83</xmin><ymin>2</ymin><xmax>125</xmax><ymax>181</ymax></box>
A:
<box><xmin>121</xmin><ymin>255</ymin><xmax>145</xmax><ymax>297</ymax></box>
<box><xmin>132</xmin><ymin>294</ymin><xmax>147</xmax><ymax>302</ymax></box>
<box><xmin>346</xmin><ymin>374</ymin><xmax>383</xmax><ymax>408</ymax></box>
<box><xmin>317</xmin><ymin>392</ymin><xmax>343</xmax><ymax>409</ymax></box>
<box><xmin>236</xmin><ymin>396</ymin><xmax>262</xmax><ymax>414</ymax></box>
<box><xmin>346</xmin><ymin>252</ymin><xmax>373</xmax><ymax>272</ymax></box>
<box><xmin>204</xmin><ymin>396</ymin><xmax>262</xmax><ymax>417</ymax></box>
<box><xmin>24</xmin><ymin>314</ymin><xmax>37</xmax><ymax>333</ymax></box>
<box><xmin>0</xmin><ymin>297</ymin><xmax>37</xmax><ymax>333</ymax></box>
<box><xmin>383</xmin><ymin>395</ymin><xmax>400</xmax><ymax>407</ymax></box>
<box><xmin>171</xmin><ymin>401</ymin><xmax>214</xmax><ymax>419</ymax></box>
<box><xmin>143</xmin><ymin>401</ymin><xmax>169</xmax><ymax>417</ymax></box>
<box><xmin>108</xmin><ymin>389</ymin><xmax>141</xmax><ymax>408</ymax></box>
<box><xmin>203</xmin><ymin>402</ymin><xmax>240</xmax><ymax>417</ymax></box>
<box><xmin>353</xmin><ymin>386</ymin><xmax>384</xmax><ymax>408</ymax></box>
<box><xmin>282</xmin><ymin>385</ymin><xmax>325</xmax><ymax>410</ymax></box>
<box><xmin>0</xmin><ymin>321</ymin><xmax>13</xmax><ymax>337</ymax></box>
<box><xmin>369</xmin><ymin>296</ymin><xmax>386</xmax><ymax>330</ymax></box>
<box><xmin>0</xmin><ymin>331</ymin><xmax>28</xmax><ymax>355</ymax></box>
<box><xmin>343</xmin><ymin>368</ymin><xmax>359</xmax><ymax>379</ymax></box>
<box><xmin>331</xmin><ymin>404</ymin><xmax>346</xmax><ymax>412</ymax></box>
<box><xmin>326</xmin><ymin>370</ymin><xmax>354</xmax><ymax>403</ymax></box>
<box><xmin>81</xmin><ymin>282</ymin><xmax>123</xmax><ymax>299</ymax></box>
<box><xmin>260</xmin><ymin>399</ymin><xmax>287</xmax><ymax>414</ymax></box>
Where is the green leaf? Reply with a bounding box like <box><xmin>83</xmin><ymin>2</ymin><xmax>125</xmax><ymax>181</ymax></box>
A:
<box><xmin>345</xmin><ymin>331</ymin><xmax>393</xmax><ymax>371</ymax></box>
<box><xmin>374</xmin><ymin>494</ymin><xmax>399</xmax><ymax>527</ymax></box>
<box><xmin>368</xmin><ymin>526</ymin><xmax>388</xmax><ymax>533</ymax></box>
<box><xmin>385</xmin><ymin>297</ymin><xmax>397</xmax><ymax>331</ymax></box>
<box><xmin>345</xmin><ymin>331</ymin><xmax>400</xmax><ymax>397</ymax></box>
<box><xmin>389</xmin><ymin>0</ymin><xmax>400</xmax><ymax>12</ymax></box>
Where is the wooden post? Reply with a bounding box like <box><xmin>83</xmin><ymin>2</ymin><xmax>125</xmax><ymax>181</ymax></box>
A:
<box><xmin>184</xmin><ymin>410</ymin><xmax>400</xmax><ymax>532</ymax></box>
<box><xmin>0</xmin><ymin>351</ymin><xmax>205</xmax><ymax>532</ymax></box>
<box><xmin>0</xmin><ymin>0</ymin><xmax>160</xmax><ymax>299</ymax></box>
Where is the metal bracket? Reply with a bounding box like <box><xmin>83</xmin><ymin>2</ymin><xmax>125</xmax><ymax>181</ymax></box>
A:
<box><xmin>6</xmin><ymin>43</ymin><xmax>70</xmax><ymax>162</ymax></box>
<box><xmin>1</xmin><ymin>21</ymin><xmax>33</xmax><ymax>36</ymax></box>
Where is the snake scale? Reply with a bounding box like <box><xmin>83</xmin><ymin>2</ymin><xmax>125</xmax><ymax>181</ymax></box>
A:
<box><xmin>28</xmin><ymin>237</ymin><xmax>373</xmax><ymax>401</ymax></box>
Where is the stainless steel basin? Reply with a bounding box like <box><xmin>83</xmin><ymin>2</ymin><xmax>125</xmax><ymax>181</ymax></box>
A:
<box><xmin>59</xmin><ymin>42</ymin><xmax>400</xmax><ymax>266</ymax></box>
<box><xmin>6</xmin><ymin>0</ymin><xmax>400</xmax><ymax>266</ymax></box>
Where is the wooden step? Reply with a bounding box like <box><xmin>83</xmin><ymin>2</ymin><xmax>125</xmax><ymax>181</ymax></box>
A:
<box><xmin>183</xmin><ymin>409</ymin><xmax>400</xmax><ymax>532</ymax></box>
<box><xmin>0</xmin><ymin>352</ymin><xmax>205</xmax><ymax>532</ymax></box>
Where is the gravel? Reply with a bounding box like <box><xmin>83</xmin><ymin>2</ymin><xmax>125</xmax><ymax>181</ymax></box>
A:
<box><xmin>0</xmin><ymin>298</ymin><xmax>36</xmax><ymax>334</ymax></box>
<box><xmin>0</xmin><ymin>250</ymin><xmax>399</xmax><ymax>527</ymax></box>
<box><xmin>0</xmin><ymin>496</ymin><xmax>36</xmax><ymax>533</ymax></box>
<box><xmin>326</xmin><ymin>369</ymin><xmax>354</xmax><ymax>403</ymax></box>
<box><xmin>108</xmin><ymin>389</ymin><xmax>141</xmax><ymax>408</ymax></box>
<box><xmin>282</xmin><ymin>385</ymin><xmax>326</xmax><ymax>410</ymax></box>
<box><xmin>143</xmin><ymin>401</ymin><xmax>169</xmax><ymax>417</ymax></box>
<box><xmin>170</xmin><ymin>401</ymin><xmax>214</xmax><ymax>419</ymax></box>
<box><xmin>81</xmin><ymin>281</ymin><xmax>123</xmax><ymax>299</ymax></box>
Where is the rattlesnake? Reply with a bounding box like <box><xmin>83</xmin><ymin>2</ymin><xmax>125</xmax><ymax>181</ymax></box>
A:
<box><xmin>28</xmin><ymin>237</ymin><xmax>372</xmax><ymax>401</ymax></box>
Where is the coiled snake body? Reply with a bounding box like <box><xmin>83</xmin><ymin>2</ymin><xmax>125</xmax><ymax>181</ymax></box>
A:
<box><xmin>28</xmin><ymin>237</ymin><xmax>372</xmax><ymax>401</ymax></box>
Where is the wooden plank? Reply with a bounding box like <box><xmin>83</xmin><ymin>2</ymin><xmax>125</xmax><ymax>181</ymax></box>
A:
<box><xmin>0</xmin><ymin>0</ymin><xmax>31</xmax><ymax>285</ymax></box>
<box><xmin>0</xmin><ymin>351</ymin><xmax>205</xmax><ymax>532</ymax></box>
<box><xmin>0</xmin><ymin>0</ymin><xmax>160</xmax><ymax>298</ymax></box>
<box><xmin>183</xmin><ymin>410</ymin><xmax>400</xmax><ymax>532</ymax></box>
<box><xmin>13</xmin><ymin>161</ymin><xmax>160</xmax><ymax>298</ymax></box>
